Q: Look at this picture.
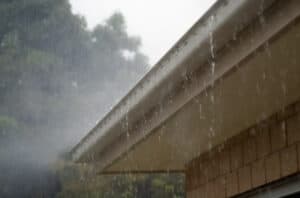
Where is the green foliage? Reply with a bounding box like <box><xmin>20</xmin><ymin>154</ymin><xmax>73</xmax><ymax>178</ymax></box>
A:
<box><xmin>0</xmin><ymin>0</ymin><xmax>148</xmax><ymax>133</ymax></box>
<box><xmin>0</xmin><ymin>0</ymin><xmax>183</xmax><ymax>197</ymax></box>
<box><xmin>56</xmin><ymin>163</ymin><xmax>185</xmax><ymax>198</ymax></box>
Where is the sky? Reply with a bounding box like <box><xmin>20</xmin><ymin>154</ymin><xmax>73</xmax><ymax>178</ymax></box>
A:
<box><xmin>69</xmin><ymin>0</ymin><xmax>216</xmax><ymax>65</ymax></box>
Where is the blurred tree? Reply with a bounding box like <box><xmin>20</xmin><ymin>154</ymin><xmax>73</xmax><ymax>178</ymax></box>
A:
<box><xmin>0</xmin><ymin>0</ymin><xmax>184</xmax><ymax>197</ymax></box>
<box><xmin>0</xmin><ymin>0</ymin><xmax>148</xmax><ymax>137</ymax></box>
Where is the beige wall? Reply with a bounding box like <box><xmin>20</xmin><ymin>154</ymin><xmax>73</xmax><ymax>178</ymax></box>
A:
<box><xmin>186</xmin><ymin>101</ymin><xmax>300</xmax><ymax>198</ymax></box>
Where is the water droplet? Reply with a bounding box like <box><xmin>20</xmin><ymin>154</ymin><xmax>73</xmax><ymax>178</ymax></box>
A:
<box><xmin>264</xmin><ymin>41</ymin><xmax>271</xmax><ymax>57</ymax></box>
<box><xmin>210</xmin><ymin>94</ymin><xmax>215</xmax><ymax>104</ymax></box>
<box><xmin>262</xmin><ymin>72</ymin><xmax>266</xmax><ymax>80</ymax></box>
<box><xmin>211</xmin><ymin>61</ymin><xmax>216</xmax><ymax>76</ymax></box>
<box><xmin>281</xmin><ymin>83</ymin><xmax>287</xmax><ymax>96</ymax></box>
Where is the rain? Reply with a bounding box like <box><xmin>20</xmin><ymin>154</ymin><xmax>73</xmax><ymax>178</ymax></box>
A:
<box><xmin>1</xmin><ymin>0</ymin><xmax>300</xmax><ymax>198</ymax></box>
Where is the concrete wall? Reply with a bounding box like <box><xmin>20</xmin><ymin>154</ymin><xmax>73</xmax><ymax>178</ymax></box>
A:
<box><xmin>186</xmin><ymin>101</ymin><xmax>300</xmax><ymax>198</ymax></box>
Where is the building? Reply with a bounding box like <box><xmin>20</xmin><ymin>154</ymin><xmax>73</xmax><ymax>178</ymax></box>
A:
<box><xmin>71</xmin><ymin>0</ymin><xmax>300</xmax><ymax>197</ymax></box>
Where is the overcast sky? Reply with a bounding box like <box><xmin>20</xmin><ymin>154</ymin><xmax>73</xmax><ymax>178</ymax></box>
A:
<box><xmin>69</xmin><ymin>0</ymin><xmax>216</xmax><ymax>65</ymax></box>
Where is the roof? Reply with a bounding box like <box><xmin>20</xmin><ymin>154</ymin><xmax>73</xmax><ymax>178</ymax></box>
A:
<box><xmin>71</xmin><ymin>0</ymin><xmax>300</xmax><ymax>173</ymax></box>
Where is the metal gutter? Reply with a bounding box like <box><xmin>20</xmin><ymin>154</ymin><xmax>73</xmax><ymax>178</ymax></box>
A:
<box><xmin>70</xmin><ymin>0</ymin><xmax>278</xmax><ymax>163</ymax></box>
<box><xmin>99</xmin><ymin>0</ymin><xmax>300</xmax><ymax>173</ymax></box>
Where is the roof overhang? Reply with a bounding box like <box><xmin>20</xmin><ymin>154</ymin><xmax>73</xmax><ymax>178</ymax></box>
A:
<box><xmin>71</xmin><ymin>0</ymin><xmax>300</xmax><ymax>174</ymax></box>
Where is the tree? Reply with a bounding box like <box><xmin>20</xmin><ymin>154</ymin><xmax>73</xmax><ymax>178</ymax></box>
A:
<box><xmin>0</xmin><ymin>0</ymin><xmax>148</xmax><ymax>139</ymax></box>
<box><xmin>0</xmin><ymin>1</ymin><xmax>183</xmax><ymax>197</ymax></box>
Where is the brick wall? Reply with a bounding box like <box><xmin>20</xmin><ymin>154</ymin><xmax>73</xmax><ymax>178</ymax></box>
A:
<box><xmin>186</xmin><ymin>101</ymin><xmax>300</xmax><ymax>198</ymax></box>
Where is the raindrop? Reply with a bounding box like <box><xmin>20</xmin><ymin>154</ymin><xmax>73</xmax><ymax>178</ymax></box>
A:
<box><xmin>209</xmin><ymin>15</ymin><xmax>216</xmax><ymax>76</ymax></box>
<box><xmin>263</xmin><ymin>41</ymin><xmax>271</xmax><ymax>57</ymax></box>
<box><xmin>199</xmin><ymin>103</ymin><xmax>205</xmax><ymax>120</ymax></box>
<box><xmin>208</xmin><ymin>142</ymin><xmax>212</xmax><ymax>150</ymax></box>
<box><xmin>256</xmin><ymin>83</ymin><xmax>261</xmax><ymax>94</ymax></box>
<box><xmin>281</xmin><ymin>83</ymin><xmax>287</xmax><ymax>96</ymax></box>
<box><xmin>281</xmin><ymin>121</ymin><xmax>286</xmax><ymax>132</ymax></box>
<box><xmin>209</xmin><ymin>31</ymin><xmax>215</xmax><ymax>60</ymax></box>
<box><xmin>204</xmin><ymin>90</ymin><xmax>208</xmax><ymax>97</ymax></box>
<box><xmin>259</xmin><ymin>0</ymin><xmax>266</xmax><ymax>27</ymax></box>
<box><xmin>262</xmin><ymin>71</ymin><xmax>266</xmax><ymax>80</ymax></box>
<box><xmin>209</xmin><ymin>127</ymin><xmax>215</xmax><ymax>137</ymax></box>
<box><xmin>211</xmin><ymin>61</ymin><xmax>216</xmax><ymax>76</ymax></box>
<box><xmin>124</xmin><ymin>112</ymin><xmax>130</xmax><ymax>138</ymax></box>
<box><xmin>210</xmin><ymin>94</ymin><xmax>215</xmax><ymax>104</ymax></box>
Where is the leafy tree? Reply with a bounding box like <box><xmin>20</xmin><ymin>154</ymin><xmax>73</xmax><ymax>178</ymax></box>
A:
<box><xmin>0</xmin><ymin>0</ymin><xmax>184</xmax><ymax>197</ymax></box>
<box><xmin>0</xmin><ymin>0</ymin><xmax>148</xmax><ymax>137</ymax></box>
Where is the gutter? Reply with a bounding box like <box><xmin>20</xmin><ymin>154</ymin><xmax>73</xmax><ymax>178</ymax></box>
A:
<box><xmin>70</xmin><ymin>0</ymin><xmax>280</xmax><ymax>166</ymax></box>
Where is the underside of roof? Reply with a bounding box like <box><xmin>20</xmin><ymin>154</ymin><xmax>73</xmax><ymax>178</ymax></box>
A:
<box><xmin>71</xmin><ymin>0</ymin><xmax>300</xmax><ymax>174</ymax></box>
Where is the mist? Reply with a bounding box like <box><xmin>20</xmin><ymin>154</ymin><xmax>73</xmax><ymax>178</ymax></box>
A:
<box><xmin>0</xmin><ymin>0</ymin><xmax>148</xmax><ymax>197</ymax></box>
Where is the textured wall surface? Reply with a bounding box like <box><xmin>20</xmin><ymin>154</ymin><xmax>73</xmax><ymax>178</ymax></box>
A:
<box><xmin>186</xmin><ymin>101</ymin><xmax>300</xmax><ymax>198</ymax></box>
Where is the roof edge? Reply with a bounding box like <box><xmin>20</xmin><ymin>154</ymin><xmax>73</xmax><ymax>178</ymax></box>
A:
<box><xmin>70</xmin><ymin>0</ymin><xmax>277</xmax><ymax>162</ymax></box>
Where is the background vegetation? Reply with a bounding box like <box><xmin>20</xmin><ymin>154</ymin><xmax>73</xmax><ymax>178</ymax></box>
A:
<box><xmin>56</xmin><ymin>161</ymin><xmax>184</xmax><ymax>198</ymax></box>
<box><xmin>0</xmin><ymin>0</ymin><xmax>184</xmax><ymax>197</ymax></box>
